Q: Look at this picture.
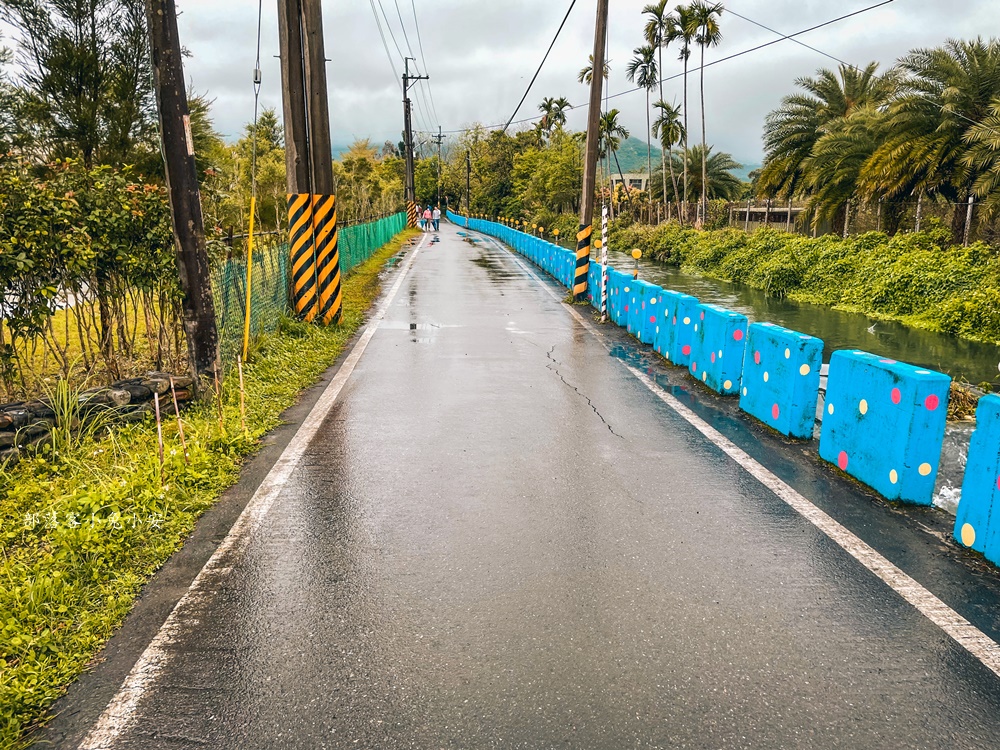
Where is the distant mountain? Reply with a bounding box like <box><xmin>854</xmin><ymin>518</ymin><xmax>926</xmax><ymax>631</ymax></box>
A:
<box><xmin>610</xmin><ymin>137</ymin><xmax>760</xmax><ymax>182</ymax></box>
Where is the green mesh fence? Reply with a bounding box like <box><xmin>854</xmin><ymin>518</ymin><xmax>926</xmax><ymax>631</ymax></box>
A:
<box><xmin>210</xmin><ymin>211</ymin><xmax>407</xmax><ymax>367</ymax></box>
<box><xmin>340</xmin><ymin>212</ymin><xmax>407</xmax><ymax>274</ymax></box>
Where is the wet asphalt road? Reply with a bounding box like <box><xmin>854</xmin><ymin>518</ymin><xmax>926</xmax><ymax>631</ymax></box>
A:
<box><xmin>61</xmin><ymin>222</ymin><xmax>1000</xmax><ymax>748</ymax></box>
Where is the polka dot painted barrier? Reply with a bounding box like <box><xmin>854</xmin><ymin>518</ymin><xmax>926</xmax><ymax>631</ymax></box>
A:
<box><xmin>586</xmin><ymin>261</ymin><xmax>604</xmax><ymax>307</ymax></box>
<box><xmin>688</xmin><ymin>303</ymin><xmax>748</xmax><ymax>396</ymax></box>
<box><xmin>626</xmin><ymin>280</ymin><xmax>659</xmax><ymax>344</ymax></box>
<box><xmin>610</xmin><ymin>268</ymin><xmax>631</xmax><ymax>327</ymax></box>
<box><xmin>818</xmin><ymin>350</ymin><xmax>951</xmax><ymax>506</ymax></box>
<box><xmin>653</xmin><ymin>289</ymin><xmax>700</xmax><ymax>368</ymax></box>
<box><xmin>739</xmin><ymin>322</ymin><xmax>824</xmax><ymax>440</ymax></box>
<box><xmin>954</xmin><ymin>394</ymin><xmax>1000</xmax><ymax>562</ymax></box>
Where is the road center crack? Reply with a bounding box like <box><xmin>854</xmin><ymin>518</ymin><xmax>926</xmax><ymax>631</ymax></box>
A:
<box><xmin>546</xmin><ymin>345</ymin><xmax>624</xmax><ymax>439</ymax></box>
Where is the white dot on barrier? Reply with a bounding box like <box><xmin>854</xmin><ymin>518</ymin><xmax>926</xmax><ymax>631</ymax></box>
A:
<box><xmin>718</xmin><ymin>350</ymin><xmax>723</xmax><ymax>358</ymax></box>
<box><xmin>784</xmin><ymin>348</ymin><xmax>790</xmax><ymax>359</ymax></box>
<box><xmin>889</xmin><ymin>469</ymin><xmax>898</xmax><ymax>484</ymax></box>
<box><xmin>799</xmin><ymin>364</ymin><xmax>810</xmax><ymax>376</ymax></box>
<box><xmin>694</xmin><ymin>324</ymin><xmax>699</xmax><ymax>332</ymax></box>
<box><xmin>859</xmin><ymin>399</ymin><xmax>868</xmax><ymax>415</ymax></box>
<box><xmin>742</xmin><ymin>387</ymin><xmax>748</xmax><ymax>396</ymax></box>
<box><xmin>916</xmin><ymin>369</ymin><xmax>930</xmax><ymax>375</ymax></box>
<box><xmin>702</xmin><ymin>371</ymin><xmax>707</xmax><ymax>382</ymax></box>
<box><xmin>763</xmin><ymin>372</ymin><xmax>769</xmax><ymax>383</ymax></box>
<box><xmin>828</xmin><ymin>403</ymin><xmax>834</xmax><ymax>415</ymax></box>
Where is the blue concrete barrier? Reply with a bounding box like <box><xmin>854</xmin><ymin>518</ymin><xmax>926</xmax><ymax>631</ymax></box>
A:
<box><xmin>954</xmin><ymin>395</ymin><xmax>1000</xmax><ymax>561</ymax></box>
<box><xmin>627</xmin><ymin>280</ymin><xmax>656</xmax><ymax>340</ymax></box>
<box><xmin>587</xmin><ymin>262</ymin><xmax>605</xmax><ymax>308</ymax></box>
<box><xmin>819</xmin><ymin>351</ymin><xmax>951</xmax><ymax>505</ymax></box>
<box><xmin>643</xmin><ymin>287</ymin><xmax>664</xmax><ymax>346</ymax></box>
<box><xmin>739</xmin><ymin>323</ymin><xmax>823</xmax><ymax>439</ymax></box>
<box><xmin>612</xmin><ymin>270</ymin><xmax>631</xmax><ymax>327</ymax></box>
<box><xmin>688</xmin><ymin>304</ymin><xmax>747</xmax><ymax>395</ymax></box>
<box><xmin>653</xmin><ymin>290</ymin><xmax>699</xmax><ymax>368</ymax></box>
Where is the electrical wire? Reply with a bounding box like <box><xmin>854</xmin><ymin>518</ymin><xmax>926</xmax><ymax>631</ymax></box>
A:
<box><xmin>501</xmin><ymin>0</ymin><xmax>577</xmax><ymax>133</ymax></box>
<box><xmin>369</xmin><ymin>0</ymin><xmax>402</xmax><ymax>91</ymax></box>
<box><xmin>440</xmin><ymin>0</ymin><xmax>894</xmax><ymax>134</ymax></box>
<box><xmin>410</xmin><ymin>0</ymin><xmax>442</xmax><ymax>127</ymax></box>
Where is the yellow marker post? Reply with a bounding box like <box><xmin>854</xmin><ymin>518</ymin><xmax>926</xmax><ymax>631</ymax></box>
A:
<box><xmin>539</xmin><ymin>226</ymin><xmax>545</xmax><ymax>240</ymax></box>
<box><xmin>241</xmin><ymin>195</ymin><xmax>257</xmax><ymax>361</ymax></box>
<box><xmin>631</xmin><ymin>248</ymin><xmax>642</xmax><ymax>279</ymax></box>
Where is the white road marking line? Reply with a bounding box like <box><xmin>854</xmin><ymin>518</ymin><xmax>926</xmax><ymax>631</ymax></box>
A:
<box><xmin>491</xmin><ymin>233</ymin><xmax>1000</xmax><ymax>681</ymax></box>
<box><xmin>80</xmin><ymin>233</ymin><xmax>428</xmax><ymax>749</ymax></box>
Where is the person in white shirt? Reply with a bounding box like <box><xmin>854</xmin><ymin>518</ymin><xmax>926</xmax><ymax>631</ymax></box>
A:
<box><xmin>432</xmin><ymin>206</ymin><xmax>441</xmax><ymax>231</ymax></box>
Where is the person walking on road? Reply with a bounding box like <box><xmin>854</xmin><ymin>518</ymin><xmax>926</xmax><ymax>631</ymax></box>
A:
<box><xmin>432</xmin><ymin>206</ymin><xmax>441</xmax><ymax>231</ymax></box>
<box><xmin>422</xmin><ymin>206</ymin><xmax>433</xmax><ymax>233</ymax></box>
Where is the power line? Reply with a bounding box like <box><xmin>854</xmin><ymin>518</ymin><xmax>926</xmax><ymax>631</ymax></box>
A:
<box><xmin>726</xmin><ymin>7</ymin><xmax>857</xmax><ymax>71</ymax></box>
<box><xmin>501</xmin><ymin>0</ymin><xmax>577</xmax><ymax>134</ymax></box>
<box><xmin>410</xmin><ymin>0</ymin><xmax>441</xmax><ymax>126</ymax></box>
<box><xmin>441</xmin><ymin>0</ymin><xmax>893</xmax><ymax>135</ymax></box>
<box><xmin>368</xmin><ymin>0</ymin><xmax>401</xmax><ymax>91</ymax></box>
<box><xmin>390</xmin><ymin>0</ymin><xmax>434</xmax><ymax>129</ymax></box>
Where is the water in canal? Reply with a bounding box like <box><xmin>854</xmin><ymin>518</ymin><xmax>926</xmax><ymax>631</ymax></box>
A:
<box><xmin>605</xmin><ymin>252</ymin><xmax>1000</xmax><ymax>389</ymax></box>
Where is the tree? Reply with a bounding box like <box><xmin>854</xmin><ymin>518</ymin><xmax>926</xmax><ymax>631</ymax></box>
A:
<box><xmin>578</xmin><ymin>54</ymin><xmax>610</xmax><ymax>85</ymax></box>
<box><xmin>643</xmin><ymin>0</ymin><xmax>674</xmax><ymax>219</ymax></box>
<box><xmin>758</xmin><ymin>62</ymin><xmax>893</xmax><ymax>200</ymax></box>
<box><xmin>627</xmin><ymin>44</ymin><xmax>658</xmax><ymax>221</ymax></box>
<box><xmin>653</xmin><ymin>99</ymin><xmax>685</xmax><ymax>219</ymax></box>
<box><xmin>599</xmin><ymin>110</ymin><xmax>630</xmax><ymax>217</ymax></box>
<box><xmin>671</xmin><ymin>3</ymin><xmax>696</xmax><ymax>215</ymax></box>
<box><xmin>538</xmin><ymin>96</ymin><xmax>571</xmax><ymax>138</ymax></box>
<box><xmin>861</xmin><ymin>38</ymin><xmax>1000</xmax><ymax>241</ymax></box>
<box><xmin>2</xmin><ymin>0</ymin><xmax>156</xmax><ymax>168</ymax></box>
<box><xmin>690</xmin><ymin>0</ymin><xmax>723</xmax><ymax>226</ymax></box>
<box><xmin>671</xmin><ymin>145</ymin><xmax>742</xmax><ymax>201</ymax></box>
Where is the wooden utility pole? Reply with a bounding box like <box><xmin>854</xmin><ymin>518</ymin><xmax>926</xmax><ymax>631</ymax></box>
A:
<box><xmin>403</xmin><ymin>58</ymin><xmax>428</xmax><ymax>214</ymax></box>
<box><xmin>277</xmin><ymin>0</ymin><xmax>310</xmax><ymax>194</ymax></box>
<box><xmin>145</xmin><ymin>0</ymin><xmax>218</xmax><ymax>386</ymax></box>
<box><xmin>466</xmin><ymin>150</ymin><xmax>471</xmax><ymax>217</ymax></box>
<box><xmin>575</xmin><ymin>0</ymin><xmax>609</xmax><ymax>300</ymax></box>
<box><xmin>301</xmin><ymin>0</ymin><xmax>333</xmax><ymax>194</ymax></box>
<box><xmin>433</xmin><ymin>125</ymin><xmax>444</xmax><ymax>207</ymax></box>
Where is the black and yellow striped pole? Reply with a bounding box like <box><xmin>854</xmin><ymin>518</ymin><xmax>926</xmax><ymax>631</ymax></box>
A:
<box><xmin>407</xmin><ymin>201</ymin><xmax>418</xmax><ymax>228</ymax></box>
<box><xmin>288</xmin><ymin>193</ymin><xmax>318</xmax><ymax>322</ymax></box>
<box><xmin>314</xmin><ymin>194</ymin><xmax>342</xmax><ymax>324</ymax></box>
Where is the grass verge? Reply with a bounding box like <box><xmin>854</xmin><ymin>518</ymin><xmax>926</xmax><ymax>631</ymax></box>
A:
<box><xmin>0</xmin><ymin>229</ymin><xmax>419</xmax><ymax>747</ymax></box>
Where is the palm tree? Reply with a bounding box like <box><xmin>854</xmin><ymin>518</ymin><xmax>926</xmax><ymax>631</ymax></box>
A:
<box><xmin>963</xmin><ymin>97</ymin><xmax>1000</xmax><ymax>219</ymax></box>
<box><xmin>690</xmin><ymin>1</ymin><xmax>723</xmax><ymax>227</ymax></box>
<box><xmin>672</xmin><ymin>4</ymin><xmax>697</xmax><ymax>219</ymax></box>
<box><xmin>643</xmin><ymin>0</ymin><xmax>674</xmax><ymax>218</ymax></box>
<box><xmin>538</xmin><ymin>96</ymin><xmax>571</xmax><ymax>138</ymax></box>
<box><xmin>578</xmin><ymin>54</ymin><xmax>611</xmax><ymax>85</ymax></box>
<box><xmin>653</xmin><ymin>99</ymin><xmax>685</xmax><ymax>219</ymax></box>
<box><xmin>599</xmin><ymin>109</ymin><xmax>630</xmax><ymax>217</ymax></box>
<box><xmin>671</xmin><ymin>144</ymin><xmax>742</xmax><ymax>202</ymax></box>
<box><xmin>627</xmin><ymin>44</ymin><xmax>658</xmax><ymax>221</ymax></box>
<box><xmin>861</xmin><ymin>38</ymin><xmax>1000</xmax><ymax>241</ymax></box>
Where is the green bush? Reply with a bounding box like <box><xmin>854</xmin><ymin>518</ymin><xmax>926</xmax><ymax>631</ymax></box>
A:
<box><xmin>609</xmin><ymin>221</ymin><xmax>1000</xmax><ymax>344</ymax></box>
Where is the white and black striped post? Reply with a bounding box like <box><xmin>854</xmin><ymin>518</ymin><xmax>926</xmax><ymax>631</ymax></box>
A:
<box><xmin>600</xmin><ymin>202</ymin><xmax>609</xmax><ymax>322</ymax></box>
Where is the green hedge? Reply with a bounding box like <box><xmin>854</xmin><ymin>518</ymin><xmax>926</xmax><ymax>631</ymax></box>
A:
<box><xmin>610</xmin><ymin>221</ymin><xmax>1000</xmax><ymax>345</ymax></box>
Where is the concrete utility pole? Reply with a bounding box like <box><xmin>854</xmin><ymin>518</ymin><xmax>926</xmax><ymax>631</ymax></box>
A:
<box><xmin>432</xmin><ymin>125</ymin><xmax>444</xmax><ymax>208</ymax></box>
<box><xmin>575</xmin><ymin>0</ymin><xmax>609</xmax><ymax>300</ymax></box>
<box><xmin>145</xmin><ymin>0</ymin><xmax>218</xmax><ymax>387</ymax></box>
<box><xmin>301</xmin><ymin>0</ymin><xmax>333</xmax><ymax>195</ymax></box>
<box><xmin>466</xmin><ymin>150</ymin><xmax>471</xmax><ymax>217</ymax></box>
<box><xmin>403</xmin><ymin>58</ymin><xmax>428</xmax><ymax>215</ymax></box>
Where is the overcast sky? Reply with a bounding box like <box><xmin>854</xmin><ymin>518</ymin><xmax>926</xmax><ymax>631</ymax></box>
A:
<box><xmin>19</xmin><ymin>0</ymin><xmax>1000</xmax><ymax>164</ymax></box>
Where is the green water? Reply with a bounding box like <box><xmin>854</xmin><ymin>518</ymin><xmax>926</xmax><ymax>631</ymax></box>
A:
<box><xmin>604</xmin><ymin>252</ymin><xmax>1000</xmax><ymax>388</ymax></box>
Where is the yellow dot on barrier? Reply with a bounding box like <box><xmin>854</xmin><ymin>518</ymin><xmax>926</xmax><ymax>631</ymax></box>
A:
<box><xmin>784</xmin><ymin>348</ymin><xmax>791</xmax><ymax>359</ymax></box>
<box><xmin>919</xmin><ymin>462</ymin><xmax>933</xmax><ymax>476</ymax></box>
<box><xmin>683</xmin><ymin>316</ymin><xmax>690</xmax><ymax>325</ymax></box>
<box><xmin>763</xmin><ymin>371</ymin><xmax>769</xmax><ymax>383</ymax></box>
<box><xmin>724</xmin><ymin>380</ymin><xmax>733</xmax><ymax>390</ymax></box>
<box><xmin>961</xmin><ymin>523</ymin><xmax>976</xmax><ymax>547</ymax></box>
<box><xmin>828</xmin><ymin>403</ymin><xmax>835</xmax><ymax>415</ymax></box>
<box><xmin>859</xmin><ymin>399</ymin><xmax>868</xmax><ymax>415</ymax></box>
<box><xmin>889</xmin><ymin>469</ymin><xmax>898</xmax><ymax>484</ymax></box>
<box><xmin>702</xmin><ymin>371</ymin><xmax>708</xmax><ymax>382</ymax></box>
<box><xmin>799</xmin><ymin>364</ymin><xmax>810</xmax><ymax>376</ymax></box>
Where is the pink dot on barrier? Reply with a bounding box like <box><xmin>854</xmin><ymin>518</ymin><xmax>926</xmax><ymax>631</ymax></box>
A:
<box><xmin>925</xmin><ymin>394</ymin><xmax>940</xmax><ymax>411</ymax></box>
<box><xmin>733</xmin><ymin>329</ymin><xmax>745</xmax><ymax>341</ymax></box>
<box><xmin>701</xmin><ymin>311</ymin><xmax>705</xmax><ymax>320</ymax></box>
<box><xmin>880</xmin><ymin>359</ymin><xmax>897</xmax><ymax>364</ymax></box>
<box><xmin>625</xmin><ymin>305</ymin><xmax>629</xmax><ymax>312</ymax></box>
<box><xmin>772</xmin><ymin>404</ymin><xmax>780</xmax><ymax>420</ymax></box>
<box><xmin>711</xmin><ymin>352</ymin><xmax>716</xmax><ymax>363</ymax></box>
<box><xmin>754</xmin><ymin>351</ymin><xmax>761</xmax><ymax>365</ymax></box>
<box><xmin>997</xmin><ymin>475</ymin><xmax>1000</xmax><ymax>491</ymax></box>
<box><xmin>682</xmin><ymin>345</ymin><xmax>691</xmax><ymax>356</ymax></box>
<box><xmin>672</xmin><ymin>316</ymin><xmax>677</xmax><ymax>325</ymax></box>
<box><xmin>838</xmin><ymin>451</ymin><xmax>849</xmax><ymax>471</ymax></box>
<box><xmin>692</xmin><ymin>362</ymin><xmax>698</xmax><ymax>372</ymax></box>
<box><xmin>650</xmin><ymin>315</ymin><xmax>656</xmax><ymax>324</ymax></box>
<box><xmin>891</xmin><ymin>387</ymin><xmax>901</xmax><ymax>405</ymax></box>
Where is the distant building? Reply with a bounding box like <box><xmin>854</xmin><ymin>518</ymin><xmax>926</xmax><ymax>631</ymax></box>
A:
<box><xmin>610</xmin><ymin>173</ymin><xmax>651</xmax><ymax>192</ymax></box>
